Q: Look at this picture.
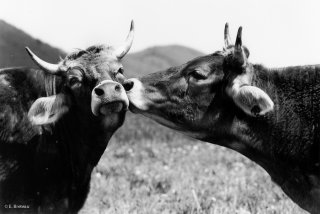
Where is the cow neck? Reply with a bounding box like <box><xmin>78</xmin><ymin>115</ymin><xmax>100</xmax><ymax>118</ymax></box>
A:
<box><xmin>228</xmin><ymin>64</ymin><xmax>320</xmax><ymax>171</ymax></box>
<box><xmin>218</xmin><ymin>64</ymin><xmax>320</xmax><ymax>212</ymax></box>
<box><xmin>51</xmin><ymin>108</ymin><xmax>113</xmax><ymax>166</ymax></box>
<box><xmin>41</xmin><ymin>109</ymin><xmax>112</xmax><ymax>195</ymax></box>
<box><xmin>251</xmin><ymin>63</ymin><xmax>320</xmax><ymax>165</ymax></box>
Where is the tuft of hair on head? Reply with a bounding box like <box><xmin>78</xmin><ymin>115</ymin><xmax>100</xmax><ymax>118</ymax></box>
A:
<box><xmin>66</xmin><ymin>49</ymin><xmax>89</xmax><ymax>60</ymax></box>
<box><xmin>86</xmin><ymin>45</ymin><xmax>105</xmax><ymax>54</ymax></box>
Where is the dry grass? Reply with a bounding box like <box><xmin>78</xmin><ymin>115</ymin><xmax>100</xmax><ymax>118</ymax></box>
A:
<box><xmin>80</xmin><ymin>114</ymin><xmax>307</xmax><ymax>214</ymax></box>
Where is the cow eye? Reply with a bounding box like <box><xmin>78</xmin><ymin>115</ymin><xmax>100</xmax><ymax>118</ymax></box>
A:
<box><xmin>68</xmin><ymin>76</ymin><xmax>81</xmax><ymax>86</ymax></box>
<box><xmin>68</xmin><ymin>67</ymin><xmax>83</xmax><ymax>87</ymax></box>
<box><xmin>189</xmin><ymin>70</ymin><xmax>207</xmax><ymax>81</ymax></box>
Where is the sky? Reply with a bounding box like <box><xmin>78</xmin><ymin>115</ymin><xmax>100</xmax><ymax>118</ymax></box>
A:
<box><xmin>0</xmin><ymin>0</ymin><xmax>320</xmax><ymax>67</ymax></box>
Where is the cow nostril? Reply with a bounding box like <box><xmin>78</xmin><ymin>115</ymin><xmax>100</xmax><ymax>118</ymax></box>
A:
<box><xmin>94</xmin><ymin>88</ymin><xmax>104</xmax><ymax>96</ymax></box>
<box><xmin>115</xmin><ymin>84</ymin><xmax>121</xmax><ymax>92</ymax></box>
<box><xmin>123</xmin><ymin>80</ymin><xmax>134</xmax><ymax>91</ymax></box>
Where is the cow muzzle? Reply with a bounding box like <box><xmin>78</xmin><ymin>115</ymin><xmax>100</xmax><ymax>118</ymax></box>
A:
<box><xmin>124</xmin><ymin>78</ymin><xmax>153</xmax><ymax>112</ymax></box>
<box><xmin>91</xmin><ymin>80</ymin><xmax>129</xmax><ymax>116</ymax></box>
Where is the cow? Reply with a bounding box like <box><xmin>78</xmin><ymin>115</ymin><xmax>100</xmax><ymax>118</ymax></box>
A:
<box><xmin>124</xmin><ymin>24</ymin><xmax>320</xmax><ymax>213</ymax></box>
<box><xmin>0</xmin><ymin>21</ymin><xmax>134</xmax><ymax>213</ymax></box>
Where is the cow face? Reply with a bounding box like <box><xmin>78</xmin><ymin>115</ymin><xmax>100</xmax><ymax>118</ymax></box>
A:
<box><xmin>27</xmin><ymin>21</ymin><xmax>134</xmax><ymax>130</ymax></box>
<box><xmin>125</xmin><ymin>24</ymin><xmax>274</xmax><ymax>139</ymax></box>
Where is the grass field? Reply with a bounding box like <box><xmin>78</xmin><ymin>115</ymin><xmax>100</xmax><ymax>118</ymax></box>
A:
<box><xmin>80</xmin><ymin>113</ymin><xmax>307</xmax><ymax>214</ymax></box>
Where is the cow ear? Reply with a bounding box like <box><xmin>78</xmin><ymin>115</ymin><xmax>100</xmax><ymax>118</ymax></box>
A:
<box><xmin>231</xmin><ymin>85</ymin><xmax>274</xmax><ymax>116</ymax></box>
<box><xmin>28</xmin><ymin>93</ymin><xmax>70</xmax><ymax>125</ymax></box>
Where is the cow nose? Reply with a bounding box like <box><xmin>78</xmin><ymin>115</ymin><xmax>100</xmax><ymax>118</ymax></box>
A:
<box><xmin>123</xmin><ymin>80</ymin><xmax>134</xmax><ymax>91</ymax></box>
<box><xmin>94</xmin><ymin>88</ymin><xmax>104</xmax><ymax>96</ymax></box>
<box><xmin>94</xmin><ymin>82</ymin><xmax>123</xmax><ymax>97</ymax></box>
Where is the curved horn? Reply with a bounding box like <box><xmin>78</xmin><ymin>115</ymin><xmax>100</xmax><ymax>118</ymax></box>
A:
<box><xmin>25</xmin><ymin>47</ymin><xmax>60</xmax><ymax>74</ymax></box>
<box><xmin>115</xmin><ymin>20</ymin><xmax>135</xmax><ymax>59</ymax></box>
<box><xmin>235</xmin><ymin>27</ymin><xmax>242</xmax><ymax>49</ymax></box>
<box><xmin>224</xmin><ymin>22</ymin><xmax>232</xmax><ymax>48</ymax></box>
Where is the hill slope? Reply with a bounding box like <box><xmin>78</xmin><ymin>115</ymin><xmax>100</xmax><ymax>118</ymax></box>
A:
<box><xmin>0</xmin><ymin>19</ymin><xmax>203</xmax><ymax>76</ymax></box>
<box><xmin>123</xmin><ymin>45</ymin><xmax>203</xmax><ymax>77</ymax></box>
<box><xmin>0</xmin><ymin>20</ymin><xmax>65</xmax><ymax>68</ymax></box>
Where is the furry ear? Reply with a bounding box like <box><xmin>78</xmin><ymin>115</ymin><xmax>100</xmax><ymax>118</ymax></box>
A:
<box><xmin>230</xmin><ymin>85</ymin><xmax>274</xmax><ymax>116</ymax></box>
<box><xmin>28</xmin><ymin>93</ymin><xmax>70</xmax><ymax>125</ymax></box>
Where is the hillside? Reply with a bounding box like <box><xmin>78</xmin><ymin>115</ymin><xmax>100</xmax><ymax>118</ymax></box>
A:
<box><xmin>123</xmin><ymin>45</ymin><xmax>203</xmax><ymax>77</ymax></box>
<box><xmin>0</xmin><ymin>20</ymin><xmax>203</xmax><ymax>77</ymax></box>
<box><xmin>0</xmin><ymin>20</ymin><xmax>65</xmax><ymax>68</ymax></box>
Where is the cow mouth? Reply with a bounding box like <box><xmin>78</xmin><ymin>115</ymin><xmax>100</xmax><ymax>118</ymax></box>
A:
<box><xmin>127</xmin><ymin>94</ymin><xmax>151</xmax><ymax>114</ymax></box>
<box><xmin>98</xmin><ymin>101</ymin><xmax>127</xmax><ymax>116</ymax></box>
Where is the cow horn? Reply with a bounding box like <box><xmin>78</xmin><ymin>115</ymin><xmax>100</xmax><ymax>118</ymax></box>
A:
<box><xmin>115</xmin><ymin>20</ymin><xmax>134</xmax><ymax>59</ymax></box>
<box><xmin>233</xmin><ymin>27</ymin><xmax>247</xmax><ymax>66</ymax></box>
<box><xmin>235</xmin><ymin>27</ymin><xmax>242</xmax><ymax>49</ymax></box>
<box><xmin>224</xmin><ymin>23</ymin><xmax>232</xmax><ymax>48</ymax></box>
<box><xmin>25</xmin><ymin>47</ymin><xmax>60</xmax><ymax>74</ymax></box>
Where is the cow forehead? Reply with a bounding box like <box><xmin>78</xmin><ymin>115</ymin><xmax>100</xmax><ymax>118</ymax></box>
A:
<box><xmin>182</xmin><ymin>53</ymin><xmax>225</xmax><ymax>72</ymax></box>
<box><xmin>62</xmin><ymin>45</ymin><xmax>121</xmax><ymax>78</ymax></box>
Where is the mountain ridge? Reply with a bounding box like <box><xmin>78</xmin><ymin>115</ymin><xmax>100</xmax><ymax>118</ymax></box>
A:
<box><xmin>0</xmin><ymin>20</ymin><xmax>65</xmax><ymax>68</ymax></box>
<box><xmin>0</xmin><ymin>20</ymin><xmax>203</xmax><ymax>77</ymax></box>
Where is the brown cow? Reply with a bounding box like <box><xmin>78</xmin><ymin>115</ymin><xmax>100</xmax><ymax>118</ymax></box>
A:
<box><xmin>0</xmin><ymin>21</ymin><xmax>134</xmax><ymax>213</ymax></box>
<box><xmin>124</xmin><ymin>24</ymin><xmax>320</xmax><ymax>213</ymax></box>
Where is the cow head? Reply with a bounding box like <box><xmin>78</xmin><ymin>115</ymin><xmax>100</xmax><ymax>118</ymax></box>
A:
<box><xmin>125</xmin><ymin>24</ymin><xmax>274</xmax><ymax>139</ymax></box>
<box><xmin>27</xmin><ymin>21</ymin><xmax>134</xmax><ymax>130</ymax></box>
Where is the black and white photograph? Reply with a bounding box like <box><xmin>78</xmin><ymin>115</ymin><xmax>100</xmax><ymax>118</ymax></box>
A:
<box><xmin>0</xmin><ymin>0</ymin><xmax>319</xmax><ymax>213</ymax></box>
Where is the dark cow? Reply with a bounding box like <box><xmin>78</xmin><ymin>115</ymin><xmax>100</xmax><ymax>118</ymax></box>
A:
<box><xmin>0</xmin><ymin>21</ymin><xmax>134</xmax><ymax>213</ymax></box>
<box><xmin>125</xmin><ymin>24</ymin><xmax>320</xmax><ymax>213</ymax></box>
